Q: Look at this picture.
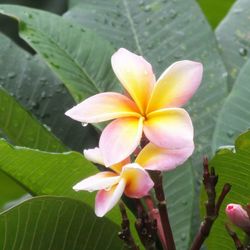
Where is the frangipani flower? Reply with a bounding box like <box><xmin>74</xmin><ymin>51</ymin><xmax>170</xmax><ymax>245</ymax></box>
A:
<box><xmin>73</xmin><ymin>148</ymin><xmax>154</xmax><ymax>217</ymax></box>
<box><xmin>66</xmin><ymin>48</ymin><xmax>203</xmax><ymax>166</ymax></box>
<box><xmin>73</xmin><ymin>142</ymin><xmax>193</xmax><ymax>217</ymax></box>
<box><xmin>226</xmin><ymin>203</ymin><xmax>250</xmax><ymax>234</ymax></box>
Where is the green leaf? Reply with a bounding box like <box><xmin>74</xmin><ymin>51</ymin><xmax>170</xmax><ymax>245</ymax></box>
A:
<box><xmin>0</xmin><ymin>86</ymin><xmax>65</xmax><ymax>152</ymax></box>
<box><xmin>0</xmin><ymin>33</ymin><xmax>98</xmax><ymax>151</ymax></box>
<box><xmin>196</xmin><ymin>0</ymin><xmax>235</xmax><ymax>29</ymax></box>
<box><xmin>0</xmin><ymin>196</ymin><xmax>124</xmax><ymax>250</ymax></box>
<box><xmin>212</xmin><ymin>59</ymin><xmax>250</xmax><ymax>151</ymax></box>
<box><xmin>65</xmin><ymin>0</ymin><xmax>228</xmax><ymax>245</ymax></box>
<box><xmin>215</xmin><ymin>0</ymin><xmax>250</xmax><ymax>88</ymax></box>
<box><xmin>201</xmin><ymin>130</ymin><xmax>250</xmax><ymax>250</ymax></box>
<box><xmin>164</xmin><ymin>163</ymin><xmax>195</xmax><ymax>249</ymax></box>
<box><xmin>0</xmin><ymin>4</ymin><xmax>120</xmax><ymax>102</ymax></box>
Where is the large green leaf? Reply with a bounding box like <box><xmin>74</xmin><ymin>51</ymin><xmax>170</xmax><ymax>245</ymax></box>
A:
<box><xmin>0</xmin><ymin>4</ymin><xmax>120</xmax><ymax>102</ymax></box>
<box><xmin>0</xmin><ymin>196</ymin><xmax>124</xmax><ymax>250</ymax></box>
<box><xmin>0</xmin><ymin>86</ymin><xmax>65</xmax><ymax>152</ymax></box>
<box><xmin>65</xmin><ymin>0</ymin><xmax>228</xmax><ymax>245</ymax></box>
<box><xmin>196</xmin><ymin>0</ymin><xmax>235</xmax><ymax>29</ymax></box>
<box><xmin>201</xmin><ymin>131</ymin><xmax>250</xmax><ymax>250</ymax></box>
<box><xmin>0</xmin><ymin>33</ymin><xmax>98</xmax><ymax>151</ymax></box>
<box><xmin>215</xmin><ymin>0</ymin><xmax>250</xmax><ymax>88</ymax></box>
<box><xmin>212</xmin><ymin>59</ymin><xmax>250</xmax><ymax>151</ymax></box>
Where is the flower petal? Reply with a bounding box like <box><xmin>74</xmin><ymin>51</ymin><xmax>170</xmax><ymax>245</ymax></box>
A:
<box><xmin>135</xmin><ymin>142</ymin><xmax>194</xmax><ymax>171</ymax></box>
<box><xmin>144</xmin><ymin>108</ymin><xmax>193</xmax><ymax>149</ymax></box>
<box><xmin>100</xmin><ymin>117</ymin><xmax>144</xmax><ymax>166</ymax></box>
<box><xmin>147</xmin><ymin>60</ymin><xmax>203</xmax><ymax>113</ymax></box>
<box><xmin>111</xmin><ymin>48</ymin><xmax>155</xmax><ymax>113</ymax></box>
<box><xmin>73</xmin><ymin>171</ymin><xmax>119</xmax><ymax>192</ymax></box>
<box><xmin>121</xmin><ymin>163</ymin><xmax>154</xmax><ymax>198</ymax></box>
<box><xmin>84</xmin><ymin>147</ymin><xmax>104</xmax><ymax>165</ymax></box>
<box><xmin>95</xmin><ymin>179</ymin><xmax>126</xmax><ymax>217</ymax></box>
<box><xmin>65</xmin><ymin>92</ymin><xmax>140</xmax><ymax>123</ymax></box>
<box><xmin>110</xmin><ymin>157</ymin><xmax>131</xmax><ymax>174</ymax></box>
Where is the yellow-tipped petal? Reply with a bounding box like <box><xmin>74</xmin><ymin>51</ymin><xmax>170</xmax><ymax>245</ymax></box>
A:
<box><xmin>147</xmin><ymin>60</ymin><xmax>203</xmax><ymax>113</ymax></box>
<box><xmin>144</xmin><ymin>108</ymin><xmax>193</xmax><ymax>149</ymax></box>
<box><xmin>135</xmin><ymin>142</ymin><xmax>194</xmax><ymax>171</ymax></box>
<box><xmin>95</xmin><ymin>179</ymin><xmax>126</xmax><ymax>217</ymax></box>
<box><xmin>100</xmin><ymin>117</ymin><xmax>144</xmax><ymax>166</ymax></box>
<box><xmin>111</xmin><ymin>48</ymin><xmax>155</xmax><ymax>114</ymax></box>
<box><xmin>110</xmin><ymin>157</ymin><xmax>131</xmax><ymax>174</ymax></box>
<box><xmin>121</xmin><ymin>163</ymin><xmax>154</xmax><ymax>198</ymax></box>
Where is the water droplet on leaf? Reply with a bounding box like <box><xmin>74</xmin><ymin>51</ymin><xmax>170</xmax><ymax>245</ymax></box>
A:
<box><xmin>8</xmin><ymin>72</ymin><xmax>16</xmax><ymax>79</ymax></box>
<box><xmin>239</xmin><ymin>47</ymin><xmax>248</xmax><ymax>56</ymax></box>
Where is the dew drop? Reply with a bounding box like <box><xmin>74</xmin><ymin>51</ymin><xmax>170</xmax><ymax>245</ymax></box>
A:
<box><xmin>139</xmin><ymin>0</ymin><xmax>144</xmax><ymax>6</ymax></box>
<box><xmin>105</xmin><ymin>186</ymin><xmax>112</xmax><ymax>191</ymax></box>
<box><xmin>144</xmin><ymin>5</ymin><xmax>151</xmax><ymax>12</ymax></box>
<box><xmin>239</xmin><ymin>47</ymin><xmax>248</xmax><ymax>56</ymax></box>
<box><xmin>8</xmin><ymin>72</ymin><xmax>16</xmax><ymax>79</ymax></box>
<box><xmin>170</xmin><ymin>9</ymin><xmax>177</xmax><ymax>19</ymax></box>
<box><xmin>181</xmin><ymin>233</ymin><xmax>186</xmax><ymax>241</ymax></box>
<box><xmin>227</xmin><ymin>130</ymin><xmax>234</xmax><ymax>138</ymax></box>
<box><xmin>182</xmin><ymin>199</ymin><xmax>188</xmax><ymax>205</ymax></box>
<box><xmin>41</xmin><ymin>91</ymin><xmax>46</xmax><ymax>99</ymax></box>
<box><xmin>147</xmin><ymin>43</ymin><xmax>153</xmax><ymax>49</ymax></box>
<box><xmin>233</xmin><ymin>8</ymin><xmax>243</xmax><ymax>14</ymax></box>
<box><xmin>146</xmin><ymin>18</ymin><xmax>152</xmax><ymax>25</ymax></box>
<box><xmin>43</xmin><ymin>124</ymin><xmax>51</xmax><ymax>131</ymax></box>
<box><xmin>157</xmin><ymin>56</ymin><xmax>163</xmax><ymax>63</ymax></box>
<box><xmin>82</xmin><ymin>122</ymin><xmax>88</xmax><ymax>127</ymax></box>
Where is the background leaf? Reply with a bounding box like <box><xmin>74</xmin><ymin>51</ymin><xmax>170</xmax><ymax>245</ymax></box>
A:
<box><xmin>0</xmin><ymin>86</ymin><xmax>65</xmax><ymax>152</ymax></box>
<box><xmin>212</xmin><ymin>59</ymin><xmax>250</xmax><ymax>151</ymax></box>
<box><xmin>0</xmin><ymin>5</ymin><xmax>120</xmax><ymax>102</ymax></box>
<box><xmin>215</xmin><ymin>0</ymin><xmax>250</xmax><ymax>88</ymax></box>
<box><xmin>163</xmin><ymin>164</ymin><xmax>195</xmax><ymax>249</ymax></box>
<box><xmin>0</xmin><ymin>33</ymin><xmax>98</xmax><ymax>151</ymax></box>
<box><xmin>0</xmin><ymin>196</ymin><xmax>124</xmax><ymax>250</ymax></box>
<box><xmin>196</xmin><ymin>0</ymin><xmax>235</xmax><ymax>29</ymax></box>
<box><xmin>201</xmin><ymin>131</ymin><xmax>250</xmax><ymax>249</ymax></box>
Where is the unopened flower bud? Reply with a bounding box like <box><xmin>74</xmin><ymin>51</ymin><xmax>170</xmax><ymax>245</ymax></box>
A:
<box><xmin>226</xmin><ymin>203</ymin><xmax>250</xmax><ymax>234</ymax></box>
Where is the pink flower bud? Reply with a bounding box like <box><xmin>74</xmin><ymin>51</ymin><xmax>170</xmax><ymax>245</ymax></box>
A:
<box><xmin>226</xmin><ymin>203</ymin><xmax>250</xmax><ymax>234</ymax></box>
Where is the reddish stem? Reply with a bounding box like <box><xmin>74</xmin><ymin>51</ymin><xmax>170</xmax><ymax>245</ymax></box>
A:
<box><xmin>144</xmin><ymin>195</ymin><xmax>168</xmax><ymax>249</ymax></box>
<box><xmin>150</xmin><ymin>171</ymin><xmax>176</xmax><ymax>250</ymax></box>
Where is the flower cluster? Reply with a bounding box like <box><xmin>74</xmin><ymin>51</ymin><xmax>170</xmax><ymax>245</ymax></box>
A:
<box><xmin>66</xmin><ymin>48</ymin><xmax>203</xmax><ymax>217</ymax></box>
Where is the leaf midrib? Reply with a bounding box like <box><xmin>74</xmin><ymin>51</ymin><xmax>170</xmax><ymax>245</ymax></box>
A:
<box><xmin>122</xmin><ymin>0</ymin><xmax>143</xmax><ymax>55</ymax></box>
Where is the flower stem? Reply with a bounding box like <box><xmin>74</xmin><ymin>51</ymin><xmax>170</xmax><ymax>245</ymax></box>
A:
<box><xmin>118</xmin><ymin>202</ymin><xmax>140</xmax><ymax>250</ymax></box>
<box><xmin>225</xmin><ymin>223</ymin><xmax>244</xmax><ymax>250</ymax></box>
<box><xmin>144</xmin><ymin>195</ymin><xmax>167</xmax><ymax>249</ymax></box>
<box><xmin>190</xmin><ymin>158</ymin><xmax>231</xmax><ymax>250</ymax></box>
<box><xmin>150</xmin><ymin>171</ymin><xmax>176</xmax><ymax>250</ymax></box>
